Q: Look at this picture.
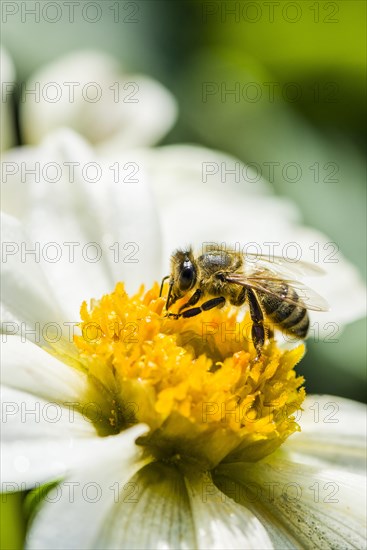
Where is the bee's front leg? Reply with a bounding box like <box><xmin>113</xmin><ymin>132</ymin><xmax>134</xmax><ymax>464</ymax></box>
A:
<box><xmin>178</xmin><ymin>289</ymin><xmax>202</xmax><ymax>313</ymax></box>
<box><xmin>164</xmin><ymin>289</ymin><xmax>203</xmax><ymax>319</ymax></box>
<box><xmin>166</xmin><ymin>297</ymin><xmax>226</xmax><ymax>320</ymax></box>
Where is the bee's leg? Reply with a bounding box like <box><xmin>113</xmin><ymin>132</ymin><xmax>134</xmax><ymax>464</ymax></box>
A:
<box><xmin>167</xmin><ymin>296</ymin><xmax>226</xmax><ymax>319</ymax></box>
<box><xmin>247</xmin><ymin>289</ymin><xmax>265</xmax><ymax>357</ymax></box>
<box><xmin>178</xmin><ymin>289</ymin><xmax>202</xmax><ymax>313</ymax></box>
<box><xmin>182</xmin><ymin>296</ymin><xmax>226</xmax><ymax>318</ymax></box>
<box><xmin>230</xmin><ymin>287</ymin><xmax>247</xmax><ymax>306</ymax></box>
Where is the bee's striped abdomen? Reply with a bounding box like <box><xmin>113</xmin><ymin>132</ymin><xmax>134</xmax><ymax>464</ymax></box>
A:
<box><xmin>260</xmin><ymin>283</ymin><xmax>309</xmax><ymax>339</ymax></box>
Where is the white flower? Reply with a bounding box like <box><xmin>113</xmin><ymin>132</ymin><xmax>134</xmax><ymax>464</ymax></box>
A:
<box><xmin>1</xmin><ymin>130</ymin><xmax>366</xmax><ymax>549</ymax></box>
<box><xmin>19</xmin><ymin>50</ymin><xmax>177</xmax><ymax>151</ymax></box>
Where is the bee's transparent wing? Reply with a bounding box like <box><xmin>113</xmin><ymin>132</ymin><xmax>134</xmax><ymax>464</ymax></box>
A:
<box><xmin>243</xmin><ymin>253</ymin><xmax>325</xmax><ymax>278</ymax></box>
<box><xmin>225</xmin><ymin>273</ymin><xmax>329</xmax><ymax>312</ymax></box>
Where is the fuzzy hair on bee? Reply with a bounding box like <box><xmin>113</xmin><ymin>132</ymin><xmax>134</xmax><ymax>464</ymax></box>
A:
<box><xmin>160</xmin><ymin>245</ymin><xmax>328</xmax><ymax>356</ymax></box>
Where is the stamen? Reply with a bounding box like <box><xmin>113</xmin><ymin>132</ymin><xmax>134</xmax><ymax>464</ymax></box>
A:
<box><xmin>56</xmin><ymin>283</ymin><xmax>306</xmax><ymax>469</ymax></box>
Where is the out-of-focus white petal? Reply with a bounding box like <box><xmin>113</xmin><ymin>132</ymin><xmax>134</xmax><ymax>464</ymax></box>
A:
<box><xmin>96</xmin><ymin>74</ymin><xmax>178</xmax><ymax>154</ymax></box>
<box><xmin>1</xmin><ymin>129</ymin><xmax>162</xmax><ymax>319</ymax></box>
<box><xmin>217</xmin><ymin>455</ymin><xmax>366</xmax><ymax>549</ymax></box>
<box><xmin>25</xmin><ymin>425</ymin><xmax>151</xmax><ymax>550</ymax></box>
<box><xmin>185</xmin><ymin>471</ymin><xmax>273</xmax><ymax>550</ymax></box>
<box><xmin>285</xmin><ymin>395</ymin><xmax>366</xmax><ymax>472</ymax></box>
<box><xmin>1</xmin><ymin>132</ymin><xmax>110</xmax><ymax>319</ymax></box>
<box><xmin>94</xmin><ymin>462</ymin><xmax>196</xmax><ymax>550</ymax></box>
<box><xmin>138</xmin><ymin>145</ymin><xmax>297</xmax><ymax>257</ymax></box>
<box><xmin>20</xmin><ymin>50</ymin><xmax>177</xmax><ymax>149</ymax></box>
<box><xmin>1</xmin><ymin>336</ymin><xmax>88</xmax><ymax>401</ymax></box>
<box><xmin>26</xmin><ymin>460</ymin><xmax>273</xmax><ymax>550</ymax></box>
<box><xmin>0</xmin><ymin>47</ymin><xmax>16</xmax><ymax>152</ymax></box>
<box><xmin>71</xmin><ymin>144</ymin><xmax>163</xmax><ymax>292</ymax></box>
<box><xmin>283</xmin><ymin>226</ymin><xmax>367</xmax><ymax>329</ymax></box>
<box><xmin>139</xmin><ymin>144</ymin><xmax>366</xmax><ymax>330</ymax></box>
<box><xmin>1</xmin><ymin>386</ymin><xmax>97</xmax><ymax>489</ymax></box>
<box><xmin>0</xmin><ymin>213</ymin><xmax>63</xmax><ymax>341</ymax></box>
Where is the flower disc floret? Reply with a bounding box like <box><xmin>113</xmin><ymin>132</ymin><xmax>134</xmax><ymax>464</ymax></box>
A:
<box><xmin>64</xmin><ymin>283</ymin><xmax>305</xmax><ymax>469</ymax></box>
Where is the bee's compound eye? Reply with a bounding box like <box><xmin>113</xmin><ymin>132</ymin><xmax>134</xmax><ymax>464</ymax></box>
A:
<box><xmin>179</xmin><ymin>265</ymin><xmax>195</xmax><ymax>291</ymax></box>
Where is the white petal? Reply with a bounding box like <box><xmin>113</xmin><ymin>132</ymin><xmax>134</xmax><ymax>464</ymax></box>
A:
<box><xmin>2</xmin><ymin>131</ymin><xmax>112</xmax><ymax>318</ymax></box>
<box><xmin>286</xmin><ymin>226</ymin><xmax>367</xmax><ymax>330</ymax></box>
<box><xmin>21</xmin><ymin>50</ymin><xmax>176</xmax><ymax>148</ymax></box>
<box><xmin>29</xmin><ymin>460</ymin><xmax>269</xmax><ymax>550</ymax></box>
<box><xmin>95</xmin><ymin>462</ymin><xmax>196</xmax><ymax>550</ymax></box>
<box><xmin>2</xmin><ymin>129</ymin><xmax>161</xmax><ymax>318</ymax></box>
<box><xmin>96</xmin><ymin>74</ymin><xmax>178</xmax><ymax>152</ymax></box>
<box><xmin>285</xmin><ymin>395</ymin><xmax>367</xmax><ymax>472</ymax></box>
<box><xmin>25</xmin><ymin>425</ymin><xmax>150</xmax><ymax>550</ymax></box>
<box><xmin>185</xmin><ymin>470</ymin><xmax>273</xmax><ymax>550</ymax></box>
<box><xmin>218</xmin><ymin>455</ymin><xmax>366</xmax><ymax>549</ymax></box>
<box><xmin>71</xmin><ymin>146</ymin><xmax>163</xmax><ymax>291</ymax></box>
<box><xmin>1</xmin><ymin>386</ymin><xmax>97</xmax><ymax>489</ymax></box>
<box><xmin>0</xmin><ymin>213</ymin><xmax>63</xmax><ymax>340</ymax></box>
<box><xmin>1</xmin><ymin>336</ymin><xmax>88</xmax><ymax>401</ymax></box>
<box><xmin>140</xmin><ymin>145</ymin><xmax>294</xmax><ymax>260</ymax></box>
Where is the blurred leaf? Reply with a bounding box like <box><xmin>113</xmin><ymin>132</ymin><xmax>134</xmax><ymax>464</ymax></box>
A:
<box><xmin>211</xmin><ymin>0</ymin><xmax>366</xmax><ymax>75</ymax></box>
<box><xmin>176</xmin><ymin>48</ymin><xmax>366</xmax><ymax>278</ymax></box>
<box><xmin>24</xmin><ymin>480</ymin><xmax>61</xmax><ymax>526</ymax></box>
<box><xmin>0</xmin><ymin>493</ymin><xmax>25</xmax><ymax>549</ymax></box>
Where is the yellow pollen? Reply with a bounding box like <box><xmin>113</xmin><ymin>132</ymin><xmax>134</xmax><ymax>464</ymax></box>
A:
<box><xmin>67</xmin><ymin>283</ymin><xmax>305</xmax><ymax>469</ymax></box>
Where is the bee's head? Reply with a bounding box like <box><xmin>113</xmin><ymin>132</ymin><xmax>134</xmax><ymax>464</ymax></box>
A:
<box><xmin>167</xmin><ymin>248</ymin><xmax>197</xmax><ymax>307</ymax></box>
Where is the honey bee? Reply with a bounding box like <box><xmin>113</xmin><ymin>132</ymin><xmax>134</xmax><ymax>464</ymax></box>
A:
<box><xmin>160</xmin><ymin>246</ymin><xmax>329</xmax><ymax>356</ymax></box>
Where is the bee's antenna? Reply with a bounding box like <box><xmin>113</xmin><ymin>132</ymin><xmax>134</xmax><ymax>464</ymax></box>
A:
<box><xmin>159</xmin><ymin>276</ymin><xmax>170</xmax><ymax>297</ymax></box>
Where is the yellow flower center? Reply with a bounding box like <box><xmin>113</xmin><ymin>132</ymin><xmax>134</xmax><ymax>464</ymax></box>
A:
<box><xmin>57</xmin><ymin>283</ymin><xmax>306</xmax><ymax>470</ymax></box>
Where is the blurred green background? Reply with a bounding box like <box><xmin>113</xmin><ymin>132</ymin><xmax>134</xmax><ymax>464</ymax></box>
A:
<box><xmin>1</xmin><ymin>1</ymin><xmax>366</xmax><ymax>547</ymax></box>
